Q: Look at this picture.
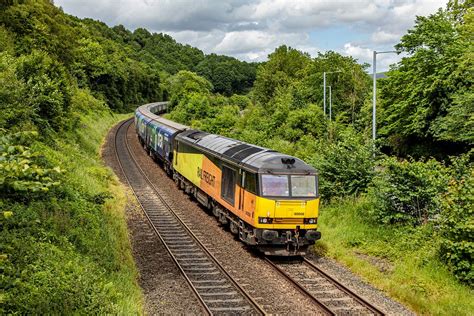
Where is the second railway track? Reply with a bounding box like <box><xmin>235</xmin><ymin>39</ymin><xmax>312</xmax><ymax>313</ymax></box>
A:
<box><xmin>114</xmin><ymin>119</ymin><xmax>264</xmax><ymax>315</ymax></box>
<box><xmin>266</xmin><ymin>257</ymin><xmax>385</xmax><ymax>315</ymax></box>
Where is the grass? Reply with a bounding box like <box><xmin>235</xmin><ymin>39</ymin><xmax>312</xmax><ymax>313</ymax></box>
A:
<box><xmin>315</xmin><ymin>197</ymin><xmax>474</xmax><ymax>315</ymax></box>
<box><xmin>1</xmin><ymin>110</ymin><xmax>142</xmax><ymax>313</ymax></box>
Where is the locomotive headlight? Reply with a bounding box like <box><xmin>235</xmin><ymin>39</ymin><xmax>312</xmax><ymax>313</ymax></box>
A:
<box><xmin>304</xmin><ymin>218</ymin><xmax>318</xmax><ymax>224</ymax></box>
<box><xmin>259</xmin><ymin>217</ymin><xmax>273</xmax><ymax>224</ymax></box>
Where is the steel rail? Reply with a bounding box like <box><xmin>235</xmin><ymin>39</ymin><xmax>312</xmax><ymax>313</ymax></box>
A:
<box><xmin>264</xmin><ymin>258</ymin><xmax>335</xmax><ymax>316</ymax></box>
<box><xmin>114</xmin><ymin>118</ymin><xmax>265</xmax><ymax>315</ymax></box>
<box><xmin>303</xmin><ymin>258</ymin><xmax>385</xmax><ymax>316</ymax></box>
<box><xmin>114</xmin><ymin>119</ymin><xmax>211</xmax><ymax>315</ymax></box>
<box><xmin>266</xmin><ymin>257</ymin><xmax>386</xmax><ymax>316</ymax></box>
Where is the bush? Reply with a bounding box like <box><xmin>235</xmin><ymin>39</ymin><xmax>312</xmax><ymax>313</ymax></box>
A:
<box><xmin>0</xmin><ymin>130</ymin><xmax>61</xmax><ymax>200</ymax></box>
<box><xmin>438</xmin><ymin>152</ymin><xmax>473</xmax><ymax>285</ymax></box>
<box><xmin>1</xmin><ymin>111</ymin><xmax>141</xmax><ymax>314</ymax></box>
<box><xmin>368</xmin><ymin>157</ymin><xmax>449</xmax><ymax>224</ymax></box>
<box><xmin>312</xmin><ymin>128</ymin><xmax>375</xmax><ymax>200</ymax></box>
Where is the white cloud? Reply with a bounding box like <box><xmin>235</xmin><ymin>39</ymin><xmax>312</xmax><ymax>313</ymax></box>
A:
<box><xmin>343</xmin><ymin>43</ymin><xmax>373</xmax><ymax>62</ymax></box>
<box><xmin>55</xmin><ymin>0</ymin><xmax>449</xmax><ymax>70</ymax></box>
<box><xmin>214</xmin><ymin>30</ymin><xmax>307</xmax><ymax>54</ymax></box>
<box><xmin>371</xmin><ymin>30</ymin><xmax>402</xmax><ymax>44</ymax></box>
<box><xmin>343</xmin><ymin>42</ymin><xmax>402</xmax><ymax>71</ymax></box>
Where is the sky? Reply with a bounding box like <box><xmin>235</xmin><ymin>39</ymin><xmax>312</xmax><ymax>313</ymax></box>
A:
<box><xmin>54</xmin><ymin>0</ymin><xmax>448</xmax><ymax>71</ymax></box>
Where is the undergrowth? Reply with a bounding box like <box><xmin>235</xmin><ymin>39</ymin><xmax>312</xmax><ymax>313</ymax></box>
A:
<box><xmin>316</xmin><ymin>197</ymin><xmax>474</xmax><ymax>315</ymax></box>
<box><xmin>0</xmin><ymin>111</ymin><xmax>141</xmax><ymax>313</ymax></box>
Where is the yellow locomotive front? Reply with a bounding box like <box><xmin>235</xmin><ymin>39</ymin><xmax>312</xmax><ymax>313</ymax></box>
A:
<box><xmin>173</xmin><ymin>130</ymin><xmax>321</xmax><ymax>256</ymax></box>
<box><xmin>248</xmin><ymin>160</ymin><xmax>321</xmax><ymax>256</ymax></box>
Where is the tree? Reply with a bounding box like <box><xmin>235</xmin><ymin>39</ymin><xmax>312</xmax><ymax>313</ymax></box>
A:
<box><xmin>379</xmin><ymin>1</ymin><xmax>473</xmax><ymax>157</ymax></box>
<box><xmin>300</xmin><ymin>52</ymin><xmax>370</xmax><ymax>125</ymax></box>
<box><xmin>166</xmin><ymin>70</ymin><xmax>213</xmax><ymax>110</ymax></box>
<box><xmin>253</xmin><ymin>45</ymin><xmax>311</xmax><ymax>107</ymax></box>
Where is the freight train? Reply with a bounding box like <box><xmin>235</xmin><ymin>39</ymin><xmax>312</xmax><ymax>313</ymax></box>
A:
<box><xmin>135</xmin><ymin>102</ymin><xmax>321</xmax><ymax>256</ymax></box>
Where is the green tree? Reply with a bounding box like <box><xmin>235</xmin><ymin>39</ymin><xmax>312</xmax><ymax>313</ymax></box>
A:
<box><xmin>300</xmin><ymin>52</ymin><xmax>371</xmax><ymax>125</ymax></box>
<box><xmin>167</xmin><ymin>70</ymin><xmax>213</xmax><ymax>109</ymax></box>
<box><xmin>379</xmin><ymin>1</ymin><xmax>473</xmax><ymax>156</ymax></box>
<box><xmin>253</xmin><ymin>45</ymin><xmax>311</xmax><ymax>107</ymax></box>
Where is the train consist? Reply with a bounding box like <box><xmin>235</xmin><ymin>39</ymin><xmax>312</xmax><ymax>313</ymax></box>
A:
<box><xmin>135</xmin><ymin>102</ymin><xmax>321</xmax><ymax>256</ymax></box>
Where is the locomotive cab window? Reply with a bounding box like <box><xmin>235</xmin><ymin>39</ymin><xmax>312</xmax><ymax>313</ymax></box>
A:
<box><xmin>244</xmin><ymin>172</ymin><xmax>257</xmax><ymax>194</ymax></box>
<box><xmin>221</xmin><ymin>166</ymin><xmax>236</xmax><ymax>205</ymax></box>
<box><xmin>261</xmin><ymin>174</ymin><xmax>289</xmax><ymax>197</ymax></box>
<box><xmin>291</xmin><ymin>175</ymin><xmax>317</xmax><ymax>197</ymax></box>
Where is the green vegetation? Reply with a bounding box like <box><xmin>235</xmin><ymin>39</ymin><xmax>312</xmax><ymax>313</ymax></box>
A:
<box><xmin>1</xmin><ymin>0</ymin><xmax>472</xmax><ymax>314</ymax></box>
<box><xmin>379</xmin><ymin>1</ymin><xmax>473</xmax><ymax>157</ymax></box>
<box><xmin>0</xmin><ymin>0</ymin><xmax>258</xmax><ymax>312</ymax></box>
<box><xmin>1</xmin><ymin>109</ymin><xmax>140</xmax><ymax>313</ymax></box>
<box><xmin>317</xmin><ymin>198</ymin><xmax>474</xmax><ymax>315</ymax></box>
<box><xmin>164</xmin><ymin>1</ymin><xmax>473</xmax><ymax>314</ymax></box>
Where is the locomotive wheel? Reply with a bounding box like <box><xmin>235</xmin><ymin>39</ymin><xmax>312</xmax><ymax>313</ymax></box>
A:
<box><xmin>230</xmin><ymin>221</ymin><xmax>238</xmax><ymax>234</ymax></box>
<box><xmin>212</xmin><ymin>205</ymin><xmax>219</xmax><ymax>218</ymax></box>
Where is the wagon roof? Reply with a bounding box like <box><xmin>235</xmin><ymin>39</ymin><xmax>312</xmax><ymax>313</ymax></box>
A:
<box><xmin>136</xmin><ymin>102</ymin><xmax>189</xmax><ymax>132</ymax></box>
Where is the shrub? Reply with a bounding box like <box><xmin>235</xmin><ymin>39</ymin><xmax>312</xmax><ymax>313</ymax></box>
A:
<box><xmin>312</xmin><ymin>128</ymin><xmax>375</xmax><ymax>200</ymax></box>
<box><xmin>368</xmin><ymin>157</ymin><xmax>449</xmax><ymax>224</ymax></box>
<box><xmin>0</xmin><ymin>130</ymin><xmax>61</xmax><ymax>200</ymax></box>
<box><xmin>438</xmin><ymin>152</ymin><xmax>473</xmax><ymax>285</ymax></box>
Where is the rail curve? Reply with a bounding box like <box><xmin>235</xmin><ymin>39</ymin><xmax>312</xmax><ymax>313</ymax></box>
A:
<box><xmin>114</xmin><ymin>119</ymin><xmax>265</xmax><ymax>315</ymax></box>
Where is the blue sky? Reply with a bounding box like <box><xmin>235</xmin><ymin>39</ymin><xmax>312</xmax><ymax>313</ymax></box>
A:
<box><xmin>309</xmin><ymin>27</ymin><xmax>365</xmax><ymax>51</ymax></box>
<box><xmin>55</xmin><ymin>0</ymin><xmax>448</xmax><ymax>71</ymax></box>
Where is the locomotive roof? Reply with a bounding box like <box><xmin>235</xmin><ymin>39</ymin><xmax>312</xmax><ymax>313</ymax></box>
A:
<box><xmin>177</xmin><ymin>129</ymin><xmax>317</xmax><ymax>174</ymax></box>
<box><xmin>136</xmin><ymin>102</ymin><xmax>189</xmax><ymax>132</ymax></box>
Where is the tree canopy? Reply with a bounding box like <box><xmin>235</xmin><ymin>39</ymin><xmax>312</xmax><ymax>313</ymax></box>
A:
<box><xmin>379</xmin><ymin>1</ymin><xmax>473</xmax><ymax>157</ymax></box>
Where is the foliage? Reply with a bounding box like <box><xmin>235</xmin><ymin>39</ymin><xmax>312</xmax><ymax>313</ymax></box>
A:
<box><xmin>169</xmin><ymin>92</ymin><xmax>213</xmax><ymax>124</ymax></box>
<box><xmin>312</xmin><ymin>128</ymin><xmax>375</xmax><ymax>199</ymax></box>
<box><xmin>228</xmin><ymin>94</ymin><xmax>252</xmax><ymax>110</ymax></box>
<box><xmin>252</xmin><ymin>47</ymin><xmax>371</xmax><ymax>125</ymax></box>
<box><xmin>0</xmin><ymin>52</ymin><xmax>29</xmax><ymax>130</ymax></box>
<box><xmin>1</xmin><ymin>111</ymin><xmax>141</xmax><ymax>314</ymax></box>
<box><xmin>167</xmin><ymin>70</ymin><xmax>213</xmax><ymax>109</ymax></box>
<box><xmin>17</xmin><ymin>51</ymin><xmax>73</xmax><ymax>130</ymax></box>
<box><xmin>368</xmin><ymin>157</ymin><xmax>449</xmax><ymax>224</ymax></box>
<box><xmin>438</xmin><ymin>151</ymin><xmax>474</xmax><ymax>285</ymax></box>
<box><xmin>379</xmin><ymin>2</ymin><xmax>473</xmax><ymax>156</ymax></box>
<box><xmin>0</xmin><ymin>51</ymin><xmax>72</xmax><ymax>132</ymax></box>
<box><xmin>71</xmin><ymin>37</ymin><xmax>162</xmax><ymax>112</ymax></box>
<box><xmin>110</xmin><ymin>26</ymin><xmax>257</xmax><ymax>95</ymax></box>
<box><xmin>0</xmin><ymin>0</ymin><xmax>255</xmax><ymax>113</ymax></box>
<box><xmin>0</xmin><ymin>130</ymin><xmax>60</xmax><ymax>198</ymax></box>
<box><xmin>300</xmin><ymin>51</ymin><xmax>371</xmax><ymax>125</ymax></box>
<box><xmin>253</xmin><ymin>45</ymin><xmax>311</xmax><ymax>107</ymax></box>
<box><xmin>318</xmin><ymin>197</ymin><xmax>474</xmax><ymax>315</ymax></box>
<box><xmin>0</xmin><ymin>1</ymin><xmax>145</xmax><ymax>312</ymax></box>
<box><xmin>195</xmin><ymin>53</ymin><xmax>257</xmax><ymax>95</ymax></box>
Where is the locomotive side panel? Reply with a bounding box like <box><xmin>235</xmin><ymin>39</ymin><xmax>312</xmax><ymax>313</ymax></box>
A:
<box><xmin>174</xmin><ymin>141</ymin><xmax>255</xmax><ymax>225</ymax></box>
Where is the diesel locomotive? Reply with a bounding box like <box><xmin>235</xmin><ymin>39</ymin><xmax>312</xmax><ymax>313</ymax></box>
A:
<box><xmin>135</xmin><ymin>102</ymin><xmax>321</xmax><ymax>256</ymax></box>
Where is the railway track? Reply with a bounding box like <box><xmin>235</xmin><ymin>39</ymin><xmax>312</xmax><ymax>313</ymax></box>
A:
<box><xmin>266</xmin><ymin>258</ymin><xmax>385</xmax><ymax>316</ymax></box>
<box><xmin>114</xmin><ymin>119</ymin><xmax>265</xmax><ymax>315</ymax></box>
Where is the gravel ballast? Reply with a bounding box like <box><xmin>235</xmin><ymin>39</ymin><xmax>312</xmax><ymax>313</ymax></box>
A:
<box><xmin>103</xmin><ymin>122</ymin><xmax>204</xmax><ymax>315</ymax></box>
